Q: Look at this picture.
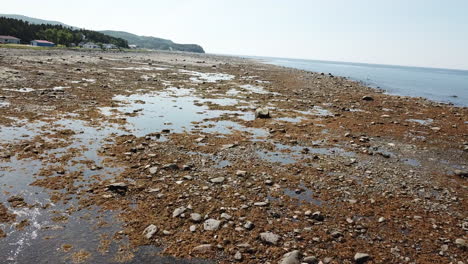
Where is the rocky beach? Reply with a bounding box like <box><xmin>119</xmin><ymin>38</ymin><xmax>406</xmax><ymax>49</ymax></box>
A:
<box><xmin>0</xmin><ymin>48</ymin><xmax>467</xmax><ymax>264</ymax></box>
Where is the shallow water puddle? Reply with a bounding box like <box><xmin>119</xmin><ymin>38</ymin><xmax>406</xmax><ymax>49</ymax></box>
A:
<box><xmin>100</xmin><ymin>89</ymin><xmax>267</xmax><ymax>139</ymax></box>
<box><xmin>179</xmin><ymin>69</ymin><xmax>235</xmax><ymax>83</ymax></box>
<box><xmin>283</xmin><ymin>185</ymin><xmax>324</xmax><ymax>206</ymax></box>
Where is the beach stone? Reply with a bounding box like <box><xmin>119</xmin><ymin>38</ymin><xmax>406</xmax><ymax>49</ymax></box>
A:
<box><xmin>210</xmin><ymin>177</ymin><xmax>225</xmax><ymax>183</ymax></box>
<box><xmin>254</xmin><ymin>201</ymin><xmax>269</xmax><ymax>207</ymax></box>
<box><xmin>162</xmin><ymin>163</ymin><xmax>179</xmax><ymax>170</ymax></box>
<box><xmin>455</xmin><ymin>238</ymin><xmax>466</xmax><ymax>248</ymax></box>
<box><xmin>236</xmin><ymin>170</ymin><xmax>247</xmax><ymax>177</ymax></box>
<box><xmin>362</xmin><ymin>96</ymin><xmax>374</xmax><ymax>101</ymax></box>
<box><xmin>172</xmin><ymin>207</ymin><xmax>186</xmax><ymax>218</ymax></box>
<box><xmin>204</xmin><ymin>219</ymin><xmax>221</xmax><ymax>231</ymax></box>
<box><xmin>244</xmin><ymin>221</ymin><xmax>254</xmax><ymax>230</ymax></box>
<box><xmin>354</xmin><ymin>253</ymin><xmax>370</xmax><ymax>263</ymax></box>
<box><xmin>189</xmin><ymin>225</ymin><xmax>197</xmax><ymax>232</ymax></box>
<box><xmin>260</xmin><ymin>232</ymin><xmax>280</xmax><ymax>245</ymax></box>
<box><xmin>311</xmin><ymin>211</ymin><xmax>324</xmax><ymax>221</ymax></box>
<box><xmin>221</xmin><ymin>213</ymin><xmax>232</xmax><ymax>220</ymax></box>
<box><xmin>107</xmin><ymin>182</ymin><xmax>128</xmax><ymax>194</ymax></box>
<box><xmin>255</xmin><ymin>107</ymin><xmax>270</xmax><ymax>118</ymax></box>
<box><xmin>303</xmin><ymin>256</ymin><xmax>319</xmax><ymax>264</ymax></box>
<box><xmin>142</xmin><ymin>224</ymin><xmax>158</xmax><ymax>239</ymax></box>
<box><xmin>191</xmin><ymin>213</ymin><xmax>202</xmax><ymax>222</ymax></box>
<box><xmin>279</xmin><ymin>250</ymin><xmax>301</xmax><ymax>264</ymax></box>
<box><xmin>454</xmin><ymin>170</ymin><xmax>468</xmax><ymax>178</ymax></box>
<box><xmin>149</xmin><ymin>166</ymin><xmax>158</xmax><ymax>174</ymax></box>
<box><xmin>234</xmin><ymin>251</ymin><xmax>243</xmax><ymax>261</ymax></box>
<box><xmin>192</xmin><ymin>244</ymin><xmax>213</xmax><ymax>253</ymax></box>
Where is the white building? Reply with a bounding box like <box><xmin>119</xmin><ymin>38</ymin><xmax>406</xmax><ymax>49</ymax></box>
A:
<box><xmin>82</xmin><ymin>42</ymin><xmax>100</xmax><ymax>49</ymax></box>
<box><xmin>0</xmin><ymin>35</ymin><xmax>20</xmax><ymax>44</ymax></box>
<box><xmin>103</xmin><ymin>43</ymin><xmax>117</xmax><ymax>49</ymax></box>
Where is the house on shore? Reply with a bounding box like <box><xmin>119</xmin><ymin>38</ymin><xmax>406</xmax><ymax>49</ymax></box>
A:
<box><xmin>31</xmin><ymin>40</ymin><xmax>56</xmax><ymax>47</ymax></box>
<box><xmin>82</xmin><ymin>42</ymin><xmax>100</xmax><ymax>49</ymax></box>
<box><xmin>0</xmin><ymin>35</ymin><xmax>21</xmax><ymax>44</ymax></box>
<box><xmin>103</xmin><ymin>43</ymin><xmax>117</xmax><ymax>49</ymax></box>
<box><xmin>128</xmin><ymin>44</ymin><xmax>138</xmax><ymax>49</ymax></box>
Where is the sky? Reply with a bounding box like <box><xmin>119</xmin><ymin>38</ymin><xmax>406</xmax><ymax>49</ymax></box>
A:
<box><xmin>2</xmin><ymin>0</ymin><xmax>468</xmax><ymax>70</ymax></box>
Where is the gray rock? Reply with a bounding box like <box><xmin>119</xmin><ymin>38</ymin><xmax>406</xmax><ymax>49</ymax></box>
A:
<box><xmin>204</xmin><ymin>219</ymin><xmax>221</xmax><ymax>231</ymax></box>
<box><xmin>255</xmin><ymin>107</ymin><xmax>270</xmax><ymax>118</ymax></box>
<box><xmin>303</xmin><ymin>256</ymin><xmax>318</xmax><ymax>264</ymax></box>
<box><xmin>210</xmin><ymin>177</ymin><xmax>225</xmax><ymax>183</ymax></box>
<box><xmin>244</xmin><ymin>221</ymin><xmax>254</xmax><ymax>230</ymax></box>
<box><xmin>107</xmin><ymin>182</ymin><xmax>128</xmax><ymax>194</ymax></box>
<box><xmin>236</xmin><ymin>170</ymin><xmax>247</xmax><ymax>177</ymax></box>
<box><xmin>192</xmin><ymin>244</ymin><xmax>213</xmax><ymax>253</ymax></box>
<box><xmin>455</xmin><ymin>238</ymin><xmax>466</xmax><ymax>248</ymax></box>
<box><xmin>162</xmin><ymin>163</ymin><xmax>178</xmax><ymax>170</ymax></box>
<box><xmin>172</xmin><ymin>207</ymin><xmax>186</xmax><ymax>218</ymax></box>
<box><xmin>191</xmin><ymin>213</ymin><xmax>202</xmax><ymax>222</ymax></box>
<box><xmin>221</xmin><ymin>213</ymin><xmax>232</xmax><ymax>220</ymax></box>
<box><xmin>142</xmin><ymin>224</ymin><xmax>158</xmax><ymax>239</ymax></box>
<box><xmin>260</xmin><ymin>232</ymin><xmax>280</xmax><ymax>245</ymax></box>
<box><xmin>279</xmin><ymin>250</ymin><xmax>301</xmax><ymax>264</ymax></box>
<box><xmin>311</xmin><ymin>211</ymin><xmax>324</xmax><ymax>221</ymax></box>
<box><xmin>362</xmin><ymin>95</ymin><xmax>374</xmax><ymax>101</ymax></box>
<box><xmin>254</xmin><ymin>201</ymin><xmax>269</xmax><ymax>207</ymax></box>
<box><xmin>189</xmin><ymin>225</ymin><xmax>197</xmax><ymax>232</ymax></box>
<box><xmin>354</xmin><ymin>253</ymin><xmax>370</xmax><ymax>263</ymax></box>
<box><xmin>149</xmin><ymin>166</ymin><xmax>158</xmax><ymax>174</ymax></box>
<box><xmin>234</xmin><ymin>251</ymin><xmax>243</xmax><ymax>261</ymax></box>
<box><xmin>454</xmin><ymin>170</ymin><xmax>468</xmax><ymax>178</ymax></box>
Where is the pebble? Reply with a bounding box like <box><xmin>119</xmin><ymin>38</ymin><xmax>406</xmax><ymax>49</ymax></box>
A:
<box><xmin>234</xmin><ymin>251</ymin><xmax>243</xmax><ymax>261</ymax></box>
<box><xmin>142</xmin><ymin>224</ymin><xmax>158</xmax><ymax>239</ymax></box>
<box><xmin>221</xmin><ymin>213</ymin><xmax>232</xmax><ymax>220</ymax></box>
<box><xmin>149</xmin><ymin>166</ymin><xmax>158</xmax><ymax>174</ymax></box>
<box><xmin>190</xmin><ymin>213</ymin><xmax>202</xmax><ymax>222</ymax></box>
<box><xmin>254</xmin><ymin>201</ymin><xmax>269</xmax><ymax>207</ymax></box>
<box><xmin>189</xmin><ymin>225</ymin><xmax>197</xmax><ymax>232</ymax></box>
<box><xmin>259</xmin><ymin>232</ymin><xmax>280</xmax><ymax>245</ymax></box>
<box><xmin>279</xmin><ymin>250</ymin><xmax>301</xmax><ymax>264</ymax></box>
<box><xmin>172</xmin><ymin>207</ymin><xmax>186</xmax><ymax>218</ymax></box>
<box><xmin>455</xmin><ymin>238</ymin><xmax>466</xmax><ymax>248</ymax></box>
<box><xmin>236</xmin><ymin>170</ymin><xmax>247</xmax><ymax>177</ymax></box>
<box><xmin>210</xmin><ymin>177</ymin><xmax>225</xmax><ymax>183</ymax></box>
<box><xmin>203</xmin><ymin>219</ymin><xmax>221</xmax><ymax>231</ymax></box>
<box><xmin>354</xmin><ymin>253</ymin><xmax>370</xmax><ymax>263</ymax></box>
<box><xmin>311</xmin><ymin>211</ymin><xmax>324</xmax><ymax>221</ymax></box>
<box><xmin>362</xmin><ymin>96</ymin><xmax>374</xmax><ymax>101</ymax></box>
<box><xmin>378</xmin><ymin>217</ymin><xmax>386</xmax><ymax>223</ymax></box>
<box><xmin>244</xmin><ymin>221</ymin><xmax>254</xmax><ymax>230</ymax></box>
<box><xmin>192</xmin><ymin>244</ymin><xmax>213</xmax><ymax>253</ymax></box>
<box><xmin>255</xmin><ymin>107</ymin><xmax>270</xmax><ymax>118</ymax></box>
<box><xmin>303</xmin><ymin>256</ymin><xmax>319</xmax><ymax>264</ymax></box>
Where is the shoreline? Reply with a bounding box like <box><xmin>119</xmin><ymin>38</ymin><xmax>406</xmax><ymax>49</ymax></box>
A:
<box><xmin>0</xmin><ymin>48</ymin><xmax>466</xmax><ymax>263</ymax></box>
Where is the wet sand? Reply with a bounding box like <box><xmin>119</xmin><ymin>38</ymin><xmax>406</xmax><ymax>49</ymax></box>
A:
<box><xmin>0</xmin><ymin>48</ymin><xmax>467</xmax><ymax>264</ymax></box>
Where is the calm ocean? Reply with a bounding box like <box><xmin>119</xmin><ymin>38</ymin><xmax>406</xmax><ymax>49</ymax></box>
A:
<box><xmin>250</xmin><ymin>56</ymin><xmax>468</xmax><ymax>107</ymax></box>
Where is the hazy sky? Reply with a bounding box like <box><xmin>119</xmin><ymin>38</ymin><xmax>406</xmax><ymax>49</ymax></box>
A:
<box><xmin>3</xmin><ymin>0</ymin><xmax>468</xmax><ymax>70</ymax></box>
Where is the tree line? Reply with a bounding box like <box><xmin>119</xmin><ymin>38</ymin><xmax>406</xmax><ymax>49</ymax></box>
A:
<box><xmin>0</xmin><ymin>17</ymin><xmax>128</xmax><ymax>48</ymax></box>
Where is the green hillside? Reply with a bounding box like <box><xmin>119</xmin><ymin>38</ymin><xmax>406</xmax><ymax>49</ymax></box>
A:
<box><xmin>100</xmin><ymin>30</ymin><xmax>205</xmax><ymax>53</ymax></box>
<box><xmin>0</xmin><ymin>14</ymin><xmax>205</xmax><ymax>53</ymax></box>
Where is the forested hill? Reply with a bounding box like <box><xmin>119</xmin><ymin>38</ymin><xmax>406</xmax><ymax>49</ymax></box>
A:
<box><xmin>0</xmin><ymin>17</ymin><xmax>128</xmax><ymax>48</ymax></box>
<box><xmin>100</xmin><ymin>30</ymin><xmax>205</xmax><ymax>53</ymax></box>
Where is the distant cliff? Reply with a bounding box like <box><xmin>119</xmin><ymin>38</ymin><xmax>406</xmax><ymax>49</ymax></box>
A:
<box><xmin>100</xmin><ymin>30</ymin><xmax>205</xmax><ymax>53</ymax></box>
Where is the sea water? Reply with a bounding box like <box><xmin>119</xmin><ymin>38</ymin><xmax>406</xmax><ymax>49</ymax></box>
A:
<box><xmin>251</xmin><ymin>56</ymin><xmax>468</xmax><ymax>107</ymax></box>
